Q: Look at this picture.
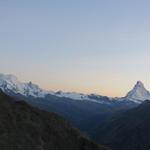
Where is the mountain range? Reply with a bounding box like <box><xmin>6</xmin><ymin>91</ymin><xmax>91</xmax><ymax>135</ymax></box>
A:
<box><xmin>1</xmin><ymin>73</ymin><xmax>150</xmax><ymax>150</ymax></box>
<box><xmin>0</xmin><ymin>73</ymin><xmax>149</xmax><ymax>132</ymax></box>
<box><xmin>1</xmin><ymin>73</ymin><xmax>150</xmax><ymax>104</ymax></box>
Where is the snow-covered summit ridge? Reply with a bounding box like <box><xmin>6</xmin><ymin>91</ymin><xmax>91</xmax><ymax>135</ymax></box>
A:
<box><xmin>125</xmin><ymin>81</ymin><xmax>150</xmax><ymax>103</ymax></box>
<box><xmin>0</xmin><ymin>73</ymin><xmax>109</xmax><ymax>102</ymax></box>
<box><xmin>0</xmin><ymin>74</ymin><xmax>50</xmax><ymax>98</ymax></box>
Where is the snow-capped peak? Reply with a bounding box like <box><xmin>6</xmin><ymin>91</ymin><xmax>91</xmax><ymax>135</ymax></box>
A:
<box><xmin>125</xmin><ymin>81</ymin><xmax>150</xmax><ymax>103</ymax></box>
<box><xmin>0</xmin><ymin>74</ymin><xmax>49</xmax><ymax>98</ymax></box>
<box><xmin>134</xmin><ymin>81</ymin><xmax>145</xmax><ymax>88</ymax></box>
<box><xmin>0</xmin><ymin>74</ymin><xmax>18</xmax><ymax>82</ymax></box>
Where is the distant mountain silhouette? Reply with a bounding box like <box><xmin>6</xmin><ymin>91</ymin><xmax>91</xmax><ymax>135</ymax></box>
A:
<box><xmin>0</xmin><ymin>90</ymin><xmax>108</xmax><ymax>150</ymax></box>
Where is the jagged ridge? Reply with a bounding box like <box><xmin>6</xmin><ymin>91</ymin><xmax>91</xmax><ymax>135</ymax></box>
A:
<box><xmin>1</xmin><ymin>73</ymin><xmax>150</xmax><ymax>104</ymax></box>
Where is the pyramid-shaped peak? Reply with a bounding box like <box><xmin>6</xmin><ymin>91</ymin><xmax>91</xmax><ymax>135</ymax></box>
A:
<box><xmin>126</xmin><ymin>81</ymin><xmax>150</xmax><ymax>102</ymax></box>
<box><xmin>135</xmin><ymin>81</ymin><xmax>144</xmax><ymax>87</ymax></box>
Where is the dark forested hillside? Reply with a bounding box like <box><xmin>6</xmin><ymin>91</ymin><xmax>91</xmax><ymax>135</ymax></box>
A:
<box><xmin>93</xmin><ymin>100</ymin><xmax>150</xmax><ymax>150</ymax></box>
<box><xmin>0</xmin><ymin>90</ymin><xmax>107</xmax><ymax>150</ymax></box>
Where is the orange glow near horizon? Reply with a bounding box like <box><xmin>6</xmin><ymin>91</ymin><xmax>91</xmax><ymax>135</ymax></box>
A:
<box><xmin>9</xmin><ymin>71</ymin><xmax>149</xmax><ymax>98</ymax></box>
<box><xmin>2</xmin><ymin>67</ymin><xmax>150</xmax><ymax>97</ymax></box>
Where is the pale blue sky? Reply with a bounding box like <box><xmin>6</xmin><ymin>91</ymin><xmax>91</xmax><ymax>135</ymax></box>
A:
<box><xmin>1</xmin><ymin>0</ymin><xmax>150</xmax><ymax>96</ymax></box>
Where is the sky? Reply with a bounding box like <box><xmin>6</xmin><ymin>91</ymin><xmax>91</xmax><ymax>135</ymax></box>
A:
<box><xmin>0</xmin><ymin>0</ymin><xmax>150</xmax><ymax>96</ymax></box>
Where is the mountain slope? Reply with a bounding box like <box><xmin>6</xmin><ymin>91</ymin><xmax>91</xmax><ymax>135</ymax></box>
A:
<box><xmin>0</xmin><ymin>90</ymin><xmax>107</xmax><ymax>150</ymax></box>
<box><xmin>93</xmin><ymin>100</ymin><xmax>150</xmax><ymax>150</ymax></box>
<box><xmin>15</xmin><ymin>93</ymin><xmax>137</xmax><ymax>133</ymax></box>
